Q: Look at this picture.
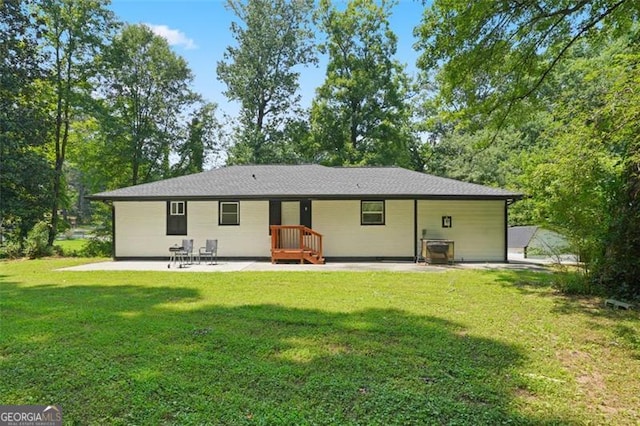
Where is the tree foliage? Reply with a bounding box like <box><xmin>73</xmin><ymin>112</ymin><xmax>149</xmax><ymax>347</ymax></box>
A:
<box><xmin>416</xmin><ymin>1</ymin><xmax>640</xmax><ymax>297</ymax></box>
<box><xmin>217</xmin><ymin>0</ymin><xmax>316</xmax><ymax>164</ymax></box>
<box><xmin>415</xmin><ymin>0</ymin><xmax>640</xmax><ymax>132</ymax></box>
<box><xmin>514</xmin><ymin>41</ymin><xmax>640</xmax><ymax>298</ymax></box>
<box><xmin>173</xmin><ymin>102</ymin><xmax>222</xmax><ymax>175</ymax></box>
<box><xmin>2</xmin><ymin>1</ymin><xmax>215</xmax><ymax>252</ymax></box>
<box><xmin>576</xmin><ymin>47</ymin><xmax>640</xmax><ymax>297</ymax></box>
<box><xmin>36</xmin><ymin>0</ymin><xmax>116</xmax><ymax>244</ymax></box>
<box><xmin>0</xmin><ymin>0</ymin><xmax>53</xmax><ymax>243</ymax></box>
<box><xmin>99</xmin><ymin>24</ymin><xmax>198</xmax><ymax>186</ymax></box>
<box><xmin>310</xmin><ymin>0</ymin><xmax>413</xmax><ymax>167</ymax></box>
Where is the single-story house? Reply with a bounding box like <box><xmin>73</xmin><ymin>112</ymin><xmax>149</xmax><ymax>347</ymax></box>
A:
<box><xmin>508</xmin><ymin>226</ymin><xmax>570</xmax><ymax>258</ymax></box>
<box><xmin>87</xmin><ymin>165</ymin><xmax>522</xmax><ymax>263</ymax></box>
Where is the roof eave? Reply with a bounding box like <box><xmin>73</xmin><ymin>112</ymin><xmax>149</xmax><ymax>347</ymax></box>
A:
<box><xmin>86</xmin><ymin>193</ymin><xmax>523</xmax><ymax>202</ymax></box>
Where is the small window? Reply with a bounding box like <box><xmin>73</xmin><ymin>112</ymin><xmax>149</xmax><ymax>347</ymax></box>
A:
<box><xmin>361</xmin><ymin>200</ymin><xmax>385</xmax><ymax>225</ymax></box>
<box><xmin>219</xmin><ymin>201</ymin><xmax>240</xmax><ymax>225</ymax></box>
<box><xmin>170</xmin><ymin>201</ymin><xmax>185</xmax><ymax>215</ymax></box>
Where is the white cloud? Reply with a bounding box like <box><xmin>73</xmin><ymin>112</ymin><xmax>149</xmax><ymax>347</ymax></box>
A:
<box><xmin>144</xmin><ymin>24</ymin><xmax>197</xmax><ymax>50</ymax></box>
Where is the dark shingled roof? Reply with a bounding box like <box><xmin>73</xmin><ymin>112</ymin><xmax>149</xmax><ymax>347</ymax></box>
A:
<box><xmin>87</xmin><ymin>165</ymin><xmax>522</xmax><ymax>201</ymax></box>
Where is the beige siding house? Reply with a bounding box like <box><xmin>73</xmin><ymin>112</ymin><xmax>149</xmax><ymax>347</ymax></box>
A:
<box><xmin>89</xmin><ymin>165</ymin><xmax>521</xmax><ymax>262</ymax></box>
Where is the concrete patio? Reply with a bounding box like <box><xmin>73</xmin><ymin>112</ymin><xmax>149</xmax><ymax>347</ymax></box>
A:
<box><xmin>59</xmin><ymin>255</ymin><xmax>555</xmax><ymax>273</ymax></box>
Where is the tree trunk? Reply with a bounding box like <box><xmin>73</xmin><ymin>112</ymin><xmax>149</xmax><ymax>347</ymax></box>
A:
<box><xmin>349</xmin><ymin>98</ymin><xmax>359</xmax><ymax>163</ymax></box>
<box><xmin>132</xmin><ymin>141</ymin><xmax>140</xmax><ymax>186</ymax></box>
<box><xmin>48</xmin><ymin>40</ymin><xmax>74</xmax><ymax>246</ymax></box>
<box><xmin>48</xmin><ymin>36</ymin><xmax>64</xmax><ymax>246</ymax></box>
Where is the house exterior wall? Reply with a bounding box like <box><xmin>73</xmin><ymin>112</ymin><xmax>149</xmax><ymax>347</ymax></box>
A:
<box><xmin>312</xmin><ymin>200</ymin><xmax>414</xmax><ymax>258</ymax></box>
<box><xmin>417</xmin><ymin>200</ymin><xmax>505</xmax><ymax>262</ymax></box>
<box><xmin>190</xmin><ymin>200</ymin><xmax>270</xmax><ymax>257</ymax></box>
<box><xmin>113</xmin><ymin>198</ymin><xmax>507</xmax><ymax>261</ymax></box>
<box><xmin>114</xmin><ymin>201</ymin><xmax>167</xmax><ymax>257</ymax></box>
<box><xmin>114</xmin><ymin>200</ymin><xmax>270</xmax><ymax>258</ymax></box>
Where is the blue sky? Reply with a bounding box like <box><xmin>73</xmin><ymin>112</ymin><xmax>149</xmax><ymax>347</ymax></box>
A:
<box><xmin>109</xmin><ymin>0</ymin><xmax>427</xmax><ymax>116</ymax></box>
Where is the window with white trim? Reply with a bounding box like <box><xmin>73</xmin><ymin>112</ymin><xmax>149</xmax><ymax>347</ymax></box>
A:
<box><xmin>219</xmin><ymin>201</ymin><xmax>240</xmax><ymax>225</ymax></box>
<box><xmin>170</xmin><ymin>201</ymin><xmax>185</xmax><ymax>215</ymax></box>
<box><xmin>361</xmin><ymin>200</ymin><xmax>385</xmax><ymax>225</ymax></box>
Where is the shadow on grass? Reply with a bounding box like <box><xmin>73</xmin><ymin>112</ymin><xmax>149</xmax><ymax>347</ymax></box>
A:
<box><xmin>1</xmin><ymin>282</ymin><xmax>569</xmax><ymax>425</ymax></box>
<box><xmin>493</xmin><ymin>270</ymin><xmax>555</xmax><ymax>293</ymax></box>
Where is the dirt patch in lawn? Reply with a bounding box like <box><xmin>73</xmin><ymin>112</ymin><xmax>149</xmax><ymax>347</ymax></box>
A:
<box><xmin>556</xmin><ymin>349</ymin><xmax>623</xmax><ymax>416</ymax></box>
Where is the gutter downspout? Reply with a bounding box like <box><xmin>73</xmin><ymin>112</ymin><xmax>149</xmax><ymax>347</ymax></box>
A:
<box><xmin>504</xmin><ymin>199</ymin><xmax>509</xmax><ymax>263</ymax></box>
<box><xmin>504</xmin><ymin>197</ymin><xmax>521</xmax><ymax>263</ymax></box>
<box><xmin>106</xmin><ymin>201</ymin><xmax>115</xmax><ymax>260</ymax></box>
<box><xmin>413</xmin><ymin>200</ymin><xmax>418</xmax><ymax>261</ymax></box>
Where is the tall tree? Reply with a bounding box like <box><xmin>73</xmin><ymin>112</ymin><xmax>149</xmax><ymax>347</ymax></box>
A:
<box><xmin>99</xmin><ymin>24</ymin><xmax>198</xmax><ymax>186</ymax></box>
<box><xmin>310</xmin><ymin>0</ymin><xmax>413</xmax><ymax>167</ymax></box>
<box><xmin>598</xmin><ymin>51</ymin><xmax>640</xmax><ymax>296</ymax></box>
<box><xmin>217</xmin><ymin>0</ymin><xmax>316</xmax><ymax>164</ymax></box>
<box><xmin>415</xmin><ymin>1</ymin><xmax>640</xmax><ymax>296</ymax></box>
<box><xmin>426</xmin><ymin>127</ymin><xmax>530</xmax><ymax>188</ymax></box>
<box><xmin>172</xmin><ymin>102</ymin><xmax>221</xmax><ymax>175</ymax></box>
<box><xmin>414</xmin><ymin>0</ymin><xmax>640</xmax><ymax>133</ymax></box>
<box><xmin>527</xmin><ymin>42</ymin><xmax>640</xmax><ymax>296</ymax></box>
<box><xmin>36</xmin><ymin>0</ymin><xmax>116</xmax><ymax>245</ymax></box>
<box><xmin>0</xmin><ymin>0</ymin><xmax>53</xmax><ymax>243</ymax></box>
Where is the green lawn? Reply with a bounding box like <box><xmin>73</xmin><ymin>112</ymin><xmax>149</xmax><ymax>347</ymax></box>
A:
<box><xmin>1</xmin><ymin>259</ymin><xmax>638</xmax><ymax>425</ymax></box>
<box><xmin>53</xmin><ymin>238</ymin><xmax>88</xmax><ymax>255</ymax></box>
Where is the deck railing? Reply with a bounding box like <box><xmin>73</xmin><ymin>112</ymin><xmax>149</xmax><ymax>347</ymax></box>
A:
<box><xmin>270</xmin><ymin>225</ymin><xmax>324</xmax><ymax>264</ymax></box>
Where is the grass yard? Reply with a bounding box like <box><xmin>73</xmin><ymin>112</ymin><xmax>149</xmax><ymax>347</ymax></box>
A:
<box><xmin>1</xmin><ymin>259</ymin><xmax>639</xmax><ymax>425</ymax></box>
<box><xmin>54</xmin><ymin>238</ymin><xmax>88</xmax><ymax>256</ymax></box>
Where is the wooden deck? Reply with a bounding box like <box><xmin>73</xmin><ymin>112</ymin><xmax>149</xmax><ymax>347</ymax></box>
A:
<box><xmin>270</xmin><ymin>225</ymin><xmax>324</xmax><ymax>264</ymax></box>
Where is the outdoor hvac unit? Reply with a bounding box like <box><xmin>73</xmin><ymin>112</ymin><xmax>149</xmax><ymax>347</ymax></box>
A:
<box><xmin>421</xmin><ymin>239</ymin><xmax>455</xmax><ymax>264</ymax></box>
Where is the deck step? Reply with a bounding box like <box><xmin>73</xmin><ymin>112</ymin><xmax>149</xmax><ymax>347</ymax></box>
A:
<box><xmin>272</xmin><ymin>249</ymin><xmax>325</xmax><ymax>264</ymax></box>
<box><xmin>270</xmin><ymin>225</ymin><xmax>324</xmax><ymax>264</ymax></box>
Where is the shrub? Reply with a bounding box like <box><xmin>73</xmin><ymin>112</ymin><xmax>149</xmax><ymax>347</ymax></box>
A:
<box><xmin>552</xmin><ymin>270</ymin><xmax>603</xmax><ymax>296</ymax></box>
<box><xmin>0</xmin><ymin>240</ymin><xmax>23</xmax><ymax>259</ymax></box>
<box><xmin>23</xmin><ymin>221</ymin><xmax>52</xmax><ymax>259</ymax></box>
<box><xmin>52</xmin><ymin>244</ymin><xmax>66</xmax><ymax>257</ymax></box>
<box><xmin>80</xmin><ymin>237</ymin><xmax>112</xmax><ymax>257</ymax></box>
<box><xmin>0</xmin><ymin>219</ymin><xmax>24</xmax><ymax>259</ymax></box>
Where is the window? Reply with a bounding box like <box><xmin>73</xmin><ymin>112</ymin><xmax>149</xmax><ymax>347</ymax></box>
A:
<box><xmin>167</xmin><ymin>201</ymin><xmax>187</xmax><ymax>235</ymax></box>
<box><xmin>361</xmin><ymin>200</ymin><xmax>385</xmax><ymax>225</ymax></box>
<box><xmin>170</xmin><ymin>201</ymin><xmax>185</xmax><ymax>215</ymax></box>
<box><xmin>219</xmin><ymin>201</ymin><xmax>240</xmax><ymax>225</ymax></box>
